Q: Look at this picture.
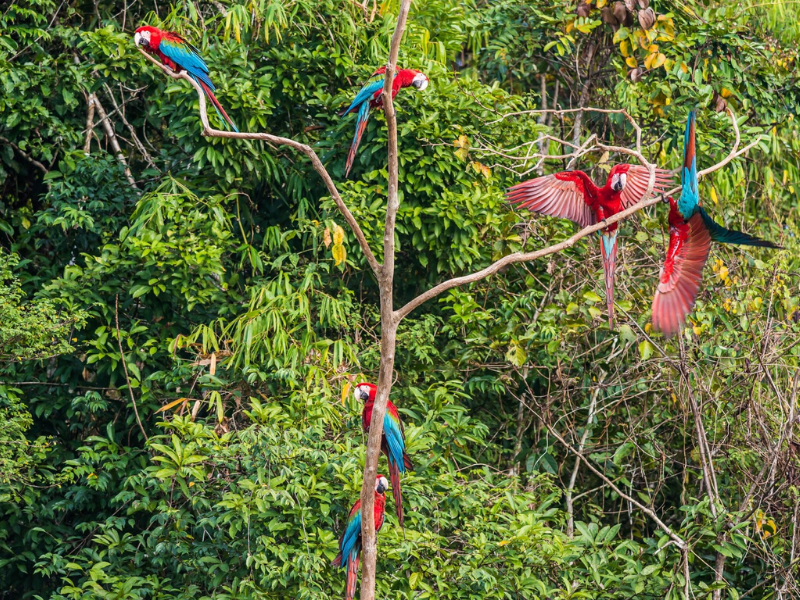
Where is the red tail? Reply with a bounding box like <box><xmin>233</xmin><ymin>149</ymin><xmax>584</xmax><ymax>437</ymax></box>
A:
<box><xmin>346</xmin><ymin>553</ymin><xmax>359</xmax><ymax>600</ymax></box>
<box><xmin>197</xmin><ymin>79</ymin><xmax>239</xmax><ymax>133</ymax></box>
<box><xmin>388</xmin><ymin>458</ymin><xmax>404</xmax><ymax>529</ymax></box>
<box><xmin>345</xmin><ymin>105</ymin><xmax>370</xmax><ymax>177</ymax></box>
<box><xmin>600</xmin><ymin>233</ymin><xmax>618</xmax><ymax>330</ymax></box>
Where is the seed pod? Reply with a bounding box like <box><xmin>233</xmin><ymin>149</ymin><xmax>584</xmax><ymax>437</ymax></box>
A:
<box><xmin>613</xmin><ymin>1</ymin><xmax>630</xmax><ymax>24</ymax></box>
<box><xmin>637</xmin><ymin>0</ymin><xmax>649</xmax><ymax>8</ymax></box>
<box><xmin>624</xmin><ymin>0</ymin><xmax>636</xmax><ymax>10</ymax></box>
<box><xmin>629</xmin><ymin>67</ymin><xmax>643</xmax><ymax>83</ymax></box>
<box><xmin>601</xmin><ymin>6</ymin><xmax>620</xmax><ymax>29</ymax></box>
<box><xmin>638</xmin><ymin>6</ymin><xmax>656</xmax><ymax>30</ymax></box>
<box><xmin>712</xmin><ymin>91</ymin><xmax>728</xmax><ymax>113</ymax></box>
<box><xmin>577</xmin><ymin>0</ymin><xmax>591</xmax><ymax>18</ymax></box>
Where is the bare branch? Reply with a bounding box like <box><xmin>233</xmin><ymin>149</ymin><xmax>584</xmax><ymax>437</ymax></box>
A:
<box><xmin>0</xmin><ymin>136</ymin><xmax>49</xmax><ymax>175</ymax></box>
<box><xmin>396</xmin><ymin>109</ymin><xmax>759</xmax><ymax>322</ymax></box>
<box><xmin>136</xmin><ymin>47</ymin><xmax>382</xmax><ymax>277</ymax></box>
<box><xmin>90</xmin><ymin>93</ymin><xmax>140</xmax><ymax>191</ymax></box>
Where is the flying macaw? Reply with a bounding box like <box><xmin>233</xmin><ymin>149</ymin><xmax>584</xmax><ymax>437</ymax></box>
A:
<box><xmin>331</xmin><ymin>475</ymin><xmax>388</xmax><ymax>600</ymax></box>
<box><xmin>506</xmin><ymin>163</ymin><xmax>674</xmax><ymax>329</ymax></box>
<box><xmin>354</xmin><ymin>382</ymin><xmax>413</xmax><ymax>529</ymax></box>
<box><xmin>651</xmin><ymin>111</ymin><xmax>779</xmax><ymax>337</ymax></box>
<box><xmin>134</xmin><ymin>25</ymin><xmax>239</xmax><ymax>133</ymax></box>
<box><xmin>341</xmin><ymin>67</ymin><xmax>429</xmax><ymax>176</ymax></box>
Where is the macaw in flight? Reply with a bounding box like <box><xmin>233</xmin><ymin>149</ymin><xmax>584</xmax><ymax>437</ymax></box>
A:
<box><xmin>506</xmin><ymin>163</ymin><xmax>674</xmax><ymax>329</ymax></box>
<box><xmin>354</xmin><ymin>382</ymin><xmax>414</xmax><ymax>529</ymax></box>
<box><xmin>332</xmin><ymin>475</ymin><xmax>388</xmax><ymax>600</ymax></box>
<box><xmin>651</xmin><ymin>111</ymin><xmax>780</xmax><ymax>337</ymax></box>
<box><xmin>134</xmin><ymin>25</ymin><xmax>239</xmax><ymax>133</ymax></box>
<box><xmin>341</xmin><ymin>66</ymin><xmax>429</xmax><ymax>176</ymax></box>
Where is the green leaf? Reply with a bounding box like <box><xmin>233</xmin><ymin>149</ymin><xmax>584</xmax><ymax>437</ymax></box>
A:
<box><xmin>639</xmin><ymin>340</ymin><xmax>654</xmax><ymax>361</ymax></box>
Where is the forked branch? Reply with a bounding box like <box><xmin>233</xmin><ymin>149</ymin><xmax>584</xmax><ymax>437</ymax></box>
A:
<box><xmin>137</xmin><ymin>48</ymin><xmax>382</xmax><ymax>277</ymax></box>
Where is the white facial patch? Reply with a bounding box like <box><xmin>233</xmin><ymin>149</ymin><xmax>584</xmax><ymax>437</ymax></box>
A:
<box><xmin>412</xmin><ymin>72</ymin><xmax>429</xmax><ymax>90</ymax></box>
<box><xmin>134</xmin><ymin>31</ymin><xmax>150</xmax><ymax>47</ymax></box>
<box><xmin>377</xmin><ymin>476</ymin><xmax>388</xmax><ymax>490</ymax></box>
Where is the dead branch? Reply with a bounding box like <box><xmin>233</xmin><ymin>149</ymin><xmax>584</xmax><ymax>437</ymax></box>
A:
<box><xmin>137</xmin><ymin>47</ymin><xmax>381</xmax><ymax>277</ymax></box>
<box><xmin>0</xmin><ymin>136</ymin><xmax>49</xmax><ymax>175</ymax></box>
<box><xmin>90</xmin><ymin>94</ymin><xmax>139</xmax><ymax>191</ymax></box>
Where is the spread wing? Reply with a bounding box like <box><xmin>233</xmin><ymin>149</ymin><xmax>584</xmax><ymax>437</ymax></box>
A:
<box><xmin>651</xmin><ymin>212</ymin><xmax>711</xmax><ymax>338</ymax></box>
<box><xmin>159</xmin><ymin>34</ymin><xmax>215</xmax><ymax>90</ymax></box>
<box><xmin>620</xmin><ymin>165</ymin><xmax>675</xmax><ymax>208</ymax></box>
<box><xmin>341</xmin><ymin>74</ymin><xmax>385</xmax><ymax>116</ymax></box>
<box><xmin>336</xmin><ymin>501</ymin><xmax>362</xmax><ymax>570</ymax></box>
<box><xmin>506</xmin><ymin>172</ymin><xmax>598</xmax><ymax>228</ymax></box>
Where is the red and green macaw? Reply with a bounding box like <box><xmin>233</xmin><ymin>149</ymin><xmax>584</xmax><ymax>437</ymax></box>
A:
<box><xmin>652</xmin><ymin>111</ymin><xmax>779</xmax><ymax>337</ymax></box>
<box><xmin>341</xmin><ymin>67</ymin><xmax>429</xmax><ymax>176</ymax></box>
<box><xmin>506</xmin><ymin>164</ymin><xmax>674</xmax><ymax>329</ymax></box>
<box><xmin>355</xmin><ymin>382</ymin><xmax>413</xmax><ymax>529</ymax></box>
<box><xmin>331</xmin><ymin>475</ymin><xmax>388</xmax><ymax>600</ymax></box>
<box><xmin>134</xmin><ymin>25</ymin><xmax>239</xmax><ymax>132</ymax></box>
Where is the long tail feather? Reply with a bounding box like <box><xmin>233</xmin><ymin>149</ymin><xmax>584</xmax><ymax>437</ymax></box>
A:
<box><xmin>346</xmin><ymin>551</ymin><xmax>360</xmax><ymax>600</ymax></box>
<box><xmin>683</xmin><ymin>111</ymin><xmax>696</xmax><ymax>185</ymax></box>
<box><xmin>345</xmin><ymin>101</ymin><xmax>371</xmax><ymax>177</ymax></box>
<box><xmin>699</xmin><ymin>208</ymin><xmax>781</xmax><ymax>248</ymax></box>
<box><xmin>388</xmin><ymin>458</ymin><xmax>404</xmax><ymax>529</ymax></box>
<box><xmin>195</xmin><ymin>77</ymin><xmax>239</xmax><ymax>133</ymax></box>
<box><xmin>331</xmin><ymin>552</ymin><xmax>343</xmax><ymax>568</ymax></box>
<box><xmin>599</xmin><ymin>232</ymin><xmax>618</xmax><ymax>330</ymax></box>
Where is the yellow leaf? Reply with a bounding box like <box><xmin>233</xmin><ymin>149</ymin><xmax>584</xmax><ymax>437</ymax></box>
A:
<box><xmin>717</xmin><ymin>265</ymin><xmax>729</xmax><ymax>282</ymax></box>
<box><xmin>596</xmin><ymin>0</ymin><xmax>607</xmax><ymax>6</ymax></box>
<box><xmin>680</xmin><ymin>62</ymin><xmax>689</xmax><ymax>73</ymax></box>
<box><xmin>648</xmin><ymin>44</ymin><xmax>658</xmax><ymax>53</ymax></box>
<box><xmin>645</xmin><ymin>323</ymin><xmax>652</xmax><ymax>333</ymax></box>
<box><xmin>783</xmin><ymin>169</ymin><xmax>789</xmax><ymax>185</ymax></box>
<box><xmin>498</xmin><ymin>540</ymin><xmax>510</xmax><ymax>546</ymax></box>
<box><xmin>333</xmin><ymin>223</ymin><xmax>345</xmax><ymax>245</ymax></box>
<box><xmin>453</xmin><ymin>135</ymin><xmax>469</xmax><ymax>149</ymax></box>
<box><xmin>323</xmin><ymin>227</ymin><xmax>332</xmax><ymax>248</ymax></box>
<box><xmin>455</xmin><ymin>147</ymin><xmax>469</xmax><ymax>161</ymax></box>
<box><xmin>566</xmin><ymin>19</ymin><xmax>575</xmax><ymax>33</ymax></box>
<box><xmin>626</xmin><ymin>56</ymin><xmax>638</xmax><ymax>68</ymax></box>
<box><xmin>332</xmin><ymin>243</ymin><xmax>346</xmax><ymax>266</ymax></box>
<box><xmin>692</xmin><ymin>324</ymin><xmax>702</xmax><ymax>335</ymax></box>
<box><xmin>480</xmin><ymin>163</ymin><xmax>491</xmax><ymax>179</ymax></box>
<box><xmin>721</xmin><ymin>87</ymin><xmax>732</xmax><ymax>98</ymax></box>
<box><xmin>620</xmin><ymin>39</ymin><xmax>630</xmax><ymax>57</ymax></box>
<box><xmin>156</xmin><ymin>397</ymin><xmax>190</xmax><ymax>413</ymax></box>
<box><xmin>210</xmin><ymin>352</ymin><xmax>216</xmax><ymax>376</ymax></box>
<box><xmin>710</xmin><ymin>187</ymin><xmax>718</xmax><ymax>205</ymax></box>
<box><xmin>644</xmin><ymin>53</ymin><xmax>657</xmax><ymax>69</ymax></box>
<box><xmin>342</xmin><ymin>382</ymin><xmax>351</xmax><ymax>405</ymax></box>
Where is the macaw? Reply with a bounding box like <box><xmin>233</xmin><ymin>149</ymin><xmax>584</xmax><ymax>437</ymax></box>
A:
<box><xmin>506</xmin><ymin>163</ymin><xmax>674</xmax><ymax>329</ymax></box>
<box><xmin>331</xmin><ymin>475</ymin><xmax>388</xmax><ymax>600</ymax></box>
<box><xmin>651</xmin><ymin>111</ymin><xmax>779</xmax><ymax>337</ymax></box>
<box><xmin>341</xmin><ymin>67</ymin><xmax>429</xmax><ymax>176</ymax></box>
<box><xmin>354</xmin><ymin>382</ymin><xmax>414</xmax><ymax>529</ymax></box>
<box><xmin>134</xmin><ymin>25</ymin><xmax>239</xmax><ymax>133</ymax></box>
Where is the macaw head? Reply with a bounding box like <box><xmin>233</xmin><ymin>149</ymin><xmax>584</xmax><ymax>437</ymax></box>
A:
<box><xmin>375</xmin><ymin>475</ymin><xmax>389</xmax><ymax>494</ymax></box>
<box><xmin>608</xmin><ymin>164</ymin><xmax>630</xmax><ymax>192</ymax></box>
<box><xmin>134</xmin><ymin>26</ymin><xmax>159</xmax><ymax>50</ymax></box>
<box><xmin>411</xmin><ymin>71</ymin><xmax>429</xmax><ymax>90</ymax></box>
<box><xmin>353</xmin><ymin>382</ymin><xmax>377</xmax><ymax>403</ymax></box>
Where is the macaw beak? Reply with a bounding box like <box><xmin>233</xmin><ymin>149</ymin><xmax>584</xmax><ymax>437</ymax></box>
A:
<box><xmin>376</xmin><ymin>477</ymin><xmax>388</xmax><ymax>494</ymax></box>
<box><xmin>412</xmin><ymin>73</ymin><xmax>429</xmax><ymax>90</ymax></box>
<box><xmin>612</xmin><ymin>180</ymin><xmax>624</xmax><ymax>192</ymax></box>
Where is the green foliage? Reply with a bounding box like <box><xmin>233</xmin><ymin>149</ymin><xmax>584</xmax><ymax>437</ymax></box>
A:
<box><xmin>1</xmin><ymin>0</ymin><xmax>799</xmax><ymax>598</ymax></box>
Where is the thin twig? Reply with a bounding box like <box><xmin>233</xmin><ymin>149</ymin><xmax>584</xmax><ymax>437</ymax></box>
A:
<box><xmin>115</xmin><ymin>294</ymin><xmax>148</xmax><ymax>441</ymax></box>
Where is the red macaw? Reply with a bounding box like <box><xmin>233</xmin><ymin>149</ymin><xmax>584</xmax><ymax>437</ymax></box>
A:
<box><xmin>341</xmin><ymin>67</ymin><xmax>429</xmax><ymax>176</ymax></box>
<box><xmin>651</xmin><ymin>111</ymin><xmax>779</xmax><ymax>337</ymax></box>
<box><xmin>331</xmin><ymin>475</ymin><xmax>388</xmax><ymax>600</ymax></box>
<box><xmin>354</xmin><ymin>382</ymin><xmax>413</xmax><ymax>529</ymax></box>
<box><xmin>506</xmin><ymin>164</ymin><xmax>674</xmax><ymax>329</ymax></box>
<box><xmin>134</xmin><ymin>25</ymin><xmax>239</xmax><ymax>132</ymax></box>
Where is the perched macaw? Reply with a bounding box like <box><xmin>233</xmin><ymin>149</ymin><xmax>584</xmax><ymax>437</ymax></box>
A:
<box><xmin>341</xmin><ymin>67</ymin><xmax>429</xmax><ymax>176</ymax></box>
<box><xmin>354</xmin><ymin>382</ymin><xmax>413</xmax><ymax>529</ymax></box>
<box><xmin>506</xmin><ymin>164</ymin><xmax>674</xmax><ymax>329</ymax></box>
<box><xmin>134</xmin><ymin>25</ymin><xmax>239</xmax><ymax>133</ymax></box>
<box><xmin>331</xmin><ymin>475</ymin><xmax>388</xmax><ymax>600</ymax></box>
<box><xmin>651</xmin><ymin>111</ymin><xmax>779</xmax><ymax>337</ymax></box>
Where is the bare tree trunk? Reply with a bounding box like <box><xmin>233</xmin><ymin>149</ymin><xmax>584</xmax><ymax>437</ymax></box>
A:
<box><xmin>358</xmin><ymin>3</ymin><xmax>412</xmax><ymax>599</ymax></box>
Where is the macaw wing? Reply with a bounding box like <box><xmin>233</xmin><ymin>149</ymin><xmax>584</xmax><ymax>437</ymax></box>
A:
<box><xmin>341</xmin><ymin>77</ymin><xmax>385</xmax><ymax>116</ymax></box>
<box><xmin>506</xmin><ymin>172</ymin><xmax>597</xmax><ymax>228</ymax></box>
<box><xmin>159</xmin><ymin>36</ymin><xmax>214</xmax><ymax>90</ymax></box>
<box><xmin>619</xmin><ymin>165</ymin><xmax>675</xmax><ymax>208</ymax></box>
<box><xmin>651</xmin><ymin>212</ymin><xmax>711</xmax><ymax>337</ymax></box>
<box><xmin>383</xmin><ymin>403</ymin><xmax>407</xmax><ymax>472</ymax></box>
<box><xmin>699</xmin><ymin>208</ymin><xmax>780</xmax><ymax>248</ymax></box>
<box><xmin>677</xmin><ymin>111</ymin><xmax>699</xmax><ymax>218</ymax></box>
<box><xmin>337</xmin><ymin>501</ymin><xmax>362</xmax><ymax>570</ymax></box>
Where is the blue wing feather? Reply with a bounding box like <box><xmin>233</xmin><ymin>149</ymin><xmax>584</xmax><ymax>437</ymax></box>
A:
<box><xmin>383</xmin><ymin>411</ymin><xmax>407</xmax><ymax>474</ymax></box>
<box><xmin>338</xmin><ymin>508</ymin><xmax>362</xmax><ymax>571</ymax></box>
<box><xmin>159</xmin><ymin>38</ymin><xmax>215</xmax><ymax>91</ymax></box>
<box><xmin>678</xmin><ymin>111</ymin><xmax>699</xmax><ymax>218</ymax></box>
<box><xmin>699</xmin><ymin>208</ymin><xmax>780</xmax><ymax>248</ymax></box>
<box><xmin>342</xmin><ymin>77</ymin><xmax>384</xmax><ymax>116</ymax></box>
